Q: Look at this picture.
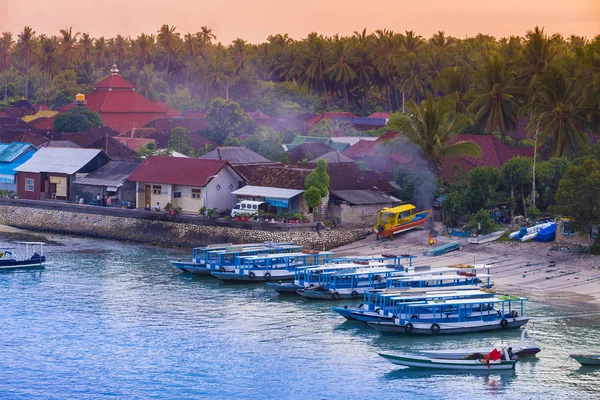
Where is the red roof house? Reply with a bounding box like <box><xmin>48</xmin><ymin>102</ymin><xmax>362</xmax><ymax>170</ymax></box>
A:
<box><xmin>61</xmin><ymin>64</ymin><xmax>178</xmax><ymax>134</ymax></box>
<box><xmin>127</xmin><ymin>156</ymin><xmax>245</xmax><ymax>212</ymax></box>
<box><xmin>305</xmin><ymin>112</ymin><xmax>358</xmax><ymax>129</ymax></box>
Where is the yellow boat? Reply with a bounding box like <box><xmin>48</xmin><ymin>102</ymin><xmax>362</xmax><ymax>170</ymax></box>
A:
<box><xmin>372</xmin><ymin>204</ymin><xmax>432</xmax><ymax>238</ymax></box>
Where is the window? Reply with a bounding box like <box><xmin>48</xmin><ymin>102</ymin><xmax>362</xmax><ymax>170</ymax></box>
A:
<box><xmin>25</xmin><ymin>178</ymin><xmax>34</xmax><ymax>191</ymax></box>
<box><xmin>191</xmin><ymin>189</ymin><xmax>201</xmax><ymax>199</ymax></box>
<box><xmin>562</xmin><ymin>221</ymin><xmax>576</xmax><ymax>236</ymax></box>
<box><xmin>173</xmin><ymin>191</ymin><xmax>182</xmax><ymax>199</ymax></box>
<box><xmin>592</xmin><ymin>225</ymin><xmax>598</xmax><ymax>239</ymax></box>
<box><xmin>242</xmin><ymin>204</ymin><xmax>247</xmax><ymax>209</ymax></box>
<box><xmin>153</xmin><ymin>185</ymin><xmax>162</xmax><ymax>195</ymax></box>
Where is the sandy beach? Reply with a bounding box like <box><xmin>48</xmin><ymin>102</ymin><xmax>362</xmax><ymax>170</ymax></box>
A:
<box><xmin>333</xmin><ymin>223</ymin><xmax>600</xmax><ymax>305</ymax></box>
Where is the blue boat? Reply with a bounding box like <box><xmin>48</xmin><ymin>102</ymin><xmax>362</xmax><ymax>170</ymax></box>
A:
<box><xmin>0</xmin><ymin>242</ymin><xmax>46</xmax><ymax>271</ymax></box>
<box><xmin>535</xmin><ymin>223</ymin><xmax>556</xmax><ymax>242</ymax></box>
<box><xmin>210</xmin><ymin>251</ymin><xmax>335</xmax><ymax>282</ymax></box>
<box><xmin>367</xmin><ymin>296</ymin><xmax>529</xmax><ymax>335</ymax></box>
<box><xmin>170</xmin><ymin>242</ymin><xmax>301</xmax><ymax>274</ymax></box>
<box><xmin>423</xmin><ymin>242</ymin><xmax>462</xmax><ymax>256</ymax></box>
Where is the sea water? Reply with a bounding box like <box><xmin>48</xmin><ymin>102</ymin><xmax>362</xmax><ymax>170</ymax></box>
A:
<box><xmin>0</xmin><ymin>236</ymin><xmax>599</xmax><ymax>400</ymax></box>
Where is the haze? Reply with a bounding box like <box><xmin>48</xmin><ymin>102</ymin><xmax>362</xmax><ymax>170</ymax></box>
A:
<box><xmin>3</xmin><ymin>0</ymin><xmax>600</xmax><ymax>44</ymax></box>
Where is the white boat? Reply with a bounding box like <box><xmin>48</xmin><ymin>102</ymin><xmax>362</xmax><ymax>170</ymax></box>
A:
<box><xmin>379</xmin><ymin>353</ymin><xmax>516</xmax><ymax>370</ymax></box>
<box><xmin>0</xmin><ymin>242</ymin><xmax>46</xmax><ymax>270</ymax></box>
<box><xmin>419</xmin><ymin>327</ymin><xmax>540</xmax><ymax>359</ymax></box>
<box><xmin>468</xmin><ymin>230</ymin><xmax>505</xmax><ymax>244</ymax></box>
<box><xmin>509</xmin><ymin>222</ymin><xmax>554</xmax><ymax>241</ymax></box>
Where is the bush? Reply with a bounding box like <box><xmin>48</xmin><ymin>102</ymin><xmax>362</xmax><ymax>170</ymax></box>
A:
<box><xmin>469</xmin><ymin>209</ymin><xmax>499</xmax><ymax>234</ymax></box>
<box><xmin>590</xmin><ymin>242</ymin><xmax>600</xmax><ymax>255</ymax></box>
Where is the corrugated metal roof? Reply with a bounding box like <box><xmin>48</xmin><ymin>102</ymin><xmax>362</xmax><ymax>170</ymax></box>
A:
<box><xmin>330</xmin><ymin>190</ymin><xmax>400</xmax><ymax>205</ymax></box>
<box><xmin>231</xmin><ymin>185</ymin><xmax>304</xmax><ymax>199</ymax></box>
<box><xmin>74</xmin><ymin>160</ymin><xmax>140</xmax><ymax>187</ymax></box>
<box><xmin>0</xmin><ymin>142</ymin><xmax>36</xmax><ymax>163</ymax></box>
<box><xmin>199</xmin><ymin>146</ymin><xmax>273</xmax><ymax>165</ymax></box>
<box><xmin>15</xmin><ymin>148</ymin><xmax>103</xmax><ymax>174</ymax></box>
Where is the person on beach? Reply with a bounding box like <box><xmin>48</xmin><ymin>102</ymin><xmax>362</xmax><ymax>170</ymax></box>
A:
<box><xmin>155</xmin><ymin>202</ymin><xmax>161</xmax><ymax>211</ymax></box>
<box><xmin>96</xmin><ymin>193</ymin><xmax>101</xmax><ymax>206</ymax></box>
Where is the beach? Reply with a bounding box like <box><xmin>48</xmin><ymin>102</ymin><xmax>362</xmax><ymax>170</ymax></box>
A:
<box><xmin>333</xmin><ymin>223</ymin><xmax>600</xmax><ymax>304</ymax></box>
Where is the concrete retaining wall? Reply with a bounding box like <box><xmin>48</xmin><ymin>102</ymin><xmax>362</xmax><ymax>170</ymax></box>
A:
<box><xmin>0</xmin><ymin>200</ymin><xmax>368</xmax><ymax>249</ymax></box>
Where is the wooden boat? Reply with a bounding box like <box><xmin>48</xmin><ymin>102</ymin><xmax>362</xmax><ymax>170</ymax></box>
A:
<box><xmin>571</xmin><ymin>355</ymin><xmax>600</xmax><ymax>366</ymax></box>
<box><xmin>420</xmin><ymin>327</ymin><xmax>541</xmax><ymax>359</ymax></box>
<box><xmin>0</xmin><ymin>242</ymin><xmax>46</xmax><ymax>270</ymax></box>
<box><xmin>468</xmin><ymin>230</ymin><xmax>505</xmax><ymax>244</ymax></box>
<box><xmin>372</xmin><ymin>204</ymin><xmax>431</xmax><ymax>238</ymax></box>
<box><xmin>379</xmin><ymin>353</ymin><xmax>517</xmax><ymax>370</ymax></box>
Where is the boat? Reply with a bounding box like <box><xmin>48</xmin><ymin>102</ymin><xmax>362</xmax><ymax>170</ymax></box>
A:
<box><xmin>0</xmin><ymin>242</ymin><xmax>46</xmax><ymax>270</ymax></box>
<box><xmin>535</xmin><ymin>224</ymin><xmax>556</xmax><ymax>242</ymax></box>
<box><xmin>509</xmin><ymin>222</ymin><xmax>554</xmax><ymax>241</ymax></box>
<box><xmin>379</xmin><ymin>352</ymin><xmax>517</xmax><ymax>370</ymax></box>
<box><xmin>423</xmin><ymin>242</ymin><xmax>461</xmax><ymax>256</ymax></box>
<box><xmin>571</xmin><ymin>355</ymin><xmax>600</xmax><ymax>366</ymax></box>
<box><xmin>367</xmin><ymin>296</ymin><xmax>530</xmax><ymax>335</ymax></box>
<box><xmin>372</xmin><ymin>204</ymin><xmax>432</xmax><ymax>238</ymax></box>
<box><xmin>468</xmin><ymin>230</ymin><xmax>506</xmax><ymax>244</ymax></box>
<box><xmin>420</xmin><ymin>327</ymin><xmax>541</xmax><ymax>359</ymax></box>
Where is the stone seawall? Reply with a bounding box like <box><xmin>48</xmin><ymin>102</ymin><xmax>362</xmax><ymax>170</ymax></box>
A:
<box><xmin>0</xmin><ymin>205</ymin><xmax>368</xmax><ymax>250</ymax></box>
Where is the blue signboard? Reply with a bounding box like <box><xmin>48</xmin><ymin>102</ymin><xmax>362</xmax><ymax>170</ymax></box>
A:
<box><xmin>265</xmin><ymin>198</ymin><xmax>289</xmax><ymax>208</ymax></box>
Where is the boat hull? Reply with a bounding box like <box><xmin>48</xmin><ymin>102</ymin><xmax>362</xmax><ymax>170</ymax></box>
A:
<box><xmin>421</xmin><ymin>346</ymin><xmax>540</xmax><ymax>360</ymax></box>
<box><xmin>169</xmin><ymin>260</ymin><xmax>212</xmax><ymax>274</ymax></box>
<box><xmin>379</xmin><ymin>353</ymin><xmax>516</xmax><ymax>370</ymax></box>
<box><xmin>571</xmin><ymin>355</ymin><xmax>600</xmax><ymax>366</ymax></box>
<box><xmin>297</xmin><ymin>289</ymin><xmax>365</xmax><ymax>300</ymax></box>
<box><xmin>468</xmin><ymin>231</ymin><xmax>505</xmax><ymax>244</ymax></box>
<box><xmin>0</xmin><ymin>257</ymin><xmax>46</xmax><ymax>270</ymax></box>
<box><xmin>266</xmin><ymin>282</ymin><xmax>302</xmax><ymax>294</ymax></box>
<box><xmin>211</xmin><ymin>270</ymin><xmax>294</xmax><ymax>282</ymax></box>
<box><xmin>378</xmin><ymin>210</ymin><xmax>431</xmax><ymax>238</ymax></box>
<box><xmin>368</xmin><ymin>317</ymin><xmax>529</xmax><ymax>335</ymax></box>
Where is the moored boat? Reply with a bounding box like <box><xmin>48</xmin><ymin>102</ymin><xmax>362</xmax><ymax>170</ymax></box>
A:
<box><xmin>571</xmin><ymin>355</ymin><xmax>600</xmax><ymax>366</ymax></box>
<box><xmin>0</xmin><ymin>242</ymin><xmax>46</xmax><ymax>270</ymax></box>
<box><xmin>468</xmin><ymin>230</ymin><xmax>506</xmax><ymax>244</ymax></box>
<box><xmin>378</xmin><ymin>353</ymin><xmax>516</xmax><ymax>370</ymax></box>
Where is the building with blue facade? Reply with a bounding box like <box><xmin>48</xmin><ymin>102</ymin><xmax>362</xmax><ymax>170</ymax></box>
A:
<box><xmin>0</xmin><ymin>143</ymin><xmax>37</xmax><ymax>192</ymax></box>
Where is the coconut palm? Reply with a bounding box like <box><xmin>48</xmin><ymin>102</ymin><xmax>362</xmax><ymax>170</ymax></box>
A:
<box><xmin>398</xmin><ymin>53</ymin><xmax>428</xmax><ymax>103</ymax></box>
<box><xmin>0</xmin><ymin>32</ymin><xmax>14</xmax><ymax>101</ymax></box>
<box><xmin>59</xmin><ymin>26</ymin><xmax>79</xmax><ymax>68</ymax></box>
<box><xmin>136</xmin><ymin>33</ymin><xmax>154</xmax><ymax>67</ymax></box>
<box><xmin>434</xmin><ymin>66</ymin><xmax>473</xmax><ymax>113</ymax></box>
<box><xmin>383</xmin><ymin>94</ymin><xmax>481</xmax><ymax>172</ymax></box>
<box><xmin>325</xmin><ymin>37</ymin><xmax>356</xmax><ymax>111</ymax></box>
<box><xmin>373</xmin><ymin>29</ymin><xmax>403</xmax><ymax>111</ymax></box>
<box><xmin>300</xmin><ymin>33</ymin><xmax>330</xmax><ymax>105</ymax></box>
<box><xmin>525</xmin><ymin>65</ymin><xmax>589</xmax><ymax>157</ymax></box>
<box><xmin>229</xmin><ymin>38</ymin><xmax>249</xmax><ymax>75</ymax></box>
<box><xmin>518</xmin><ymin>26</ymin><xmax>559</xmax><ymax>88</ymax></box>
<box><xmin>14</xmin><ymin>26</ymin><xmax>37</xmax><ymax>99</ymax></box>
<box><xmin>93</xmin><ymin>36</ymin><xmax>110</xmax><ymax>69</ymax></box>
<box><xmin>113</xmin><ymin>34</ymin><xmax>128</xmax><ymax>63</ymax></box>
<box><xmin>351</xmin><ymin>28</ymin><xmax>374</xmax><ymax>111</ymax></box>
<box><xmin>157</xmin><ymin>24</ymin><xmax>180</xmax><ymax>79</ymax></box>
<box><xmin>401</xmin><ymin>30</ymin><xmax>424</xmax><ymax>55</ymax></box>
<box><xmin>78</xmin><ymin>33</ymin><xmax>93</xmax><ymax>62</ymax></box>
<box><xmin>200</xmin><ymin>44</ymin><xmax>233</xmax><ymax>99</ymax></box>
<box><xmin>37</xmin><ymin>35</ymin><xmax>60</xmax><ymax>79</ymax></box>
<box><xmin>200</xmin><ymin>26</ymin><xmax>216</xmax><ymax>43</ymax></box>
<box><xmin>468</xmin><ymin>53</ymin><xmax>521</xmax><ymax>141</ymax></box>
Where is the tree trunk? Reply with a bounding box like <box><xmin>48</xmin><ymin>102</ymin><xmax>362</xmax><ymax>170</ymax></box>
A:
<box><xmin>521</xmin><ymin>190</ymin><xmax>527</xmax><ymax>217</ymax></box>
<box><xmin>510</xmin><ymin>186</ymin><xmax>514</xmax><ymax>221</ymax></box>
<box><xmin>3</xmin><ymin>70</ymin><xmax>6</xmax><ymax>101</ymax></box>
<box><xmin>386</xmin><ymin>83</ymin><xmax>392</xmax><ymax>112</ymax></box>
<box><xmin>322</xmin><ymin>78</ymin><xmax>330</xmax><ymax>106</ymax></box>
<box><xmin>394</xmin><ymin>85</ymin><xmax>400</xmax><ymax>111</ymax></box>
<box><xmin>224</xmin><ymin>85</ymin><xmax>229</xmax><ymax>100</ymax></box>
<box><xmin>25</xmin><ymin>65</ymin><xmax>29</xmax><ymax>100</ymax></box>
<box><xmin>342</xmin><ymin>83</ymin><xmax>349</xmax><ymax>112</ymax></box>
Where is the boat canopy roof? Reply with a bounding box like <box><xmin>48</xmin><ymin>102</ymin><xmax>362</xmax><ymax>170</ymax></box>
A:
<box><xmin>389</xmin><ymin>273</ymin><xmax>493</xmax><ymax>282</ymax></box>
<box><xmin>16</xmin><ymin>241</ymin><xmax>46</xmax><ymax>245</ymax></box>
<box><xmin>329</xmin><ymin>267</ymin><xmax>401</xmax><ymax>277</ymax></box>
<box><xmin>305</xmin><ymin>262</ymin><xmax>388</xmax><ymax>271</ymax></box>
<box><xmin>239</xmin><ymin>251</ymin><xmax>334</xmax><ymax>260</ymax></box>
<box><xmin>404</xmin><ymin>296</ymin><xmax>528</xmax><ymax>307</ymax></box>
<box><xmin>378</xmin><ymin>288</ymin><xmax>490</xmax><ymax>298</ymax></box>
<box><xmin>379</xmin><ymin>204</ymin><xmax>416</xmax><ymax>214</ymax></box>
<box><xmin>387</xmin><ymin>290</ymin><xmax>492</xmax><ymax>301</ymax></box>
<box><xmin>210</xmin><ymin>245</ymin><xmax>302</xmax><ymax>255</ymax></box>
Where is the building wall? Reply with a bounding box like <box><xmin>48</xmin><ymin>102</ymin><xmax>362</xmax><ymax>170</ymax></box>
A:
<box><xmin>16</xmin><ymin>172</ymin><xmax>42</xmax><ymax>200</ymax></box>
<box><xmin>136</xmin><ymin>182</ymin><xmax>172</xmax><ymax>210</ymax></box>
<box><xmin>0</xmin><ymin>182</ymin><xmax>17</xmax><ymax>192</ymax></box>
<box><xmin>172</xmin><ymin>185</ymin><xmax>204</xmax><ymax>214</ymax></box>
<box><xmin>72</xmin><ymin>182</ymin><xmax>137</xmax><ymax>205</ymax></box>
<box><xmin>555</xmin><ymin>218</ymin><xmax>597</xmax><ymax>247</ymax></box>
<box><xmin>205</xmin><ymin>166</ymin><xmax>243</xmax><ymax>211</ymax></box>
<box><xmin>327</xmin><ymin>202</ymin><xmax>389</xmax><ymax>227</ymax></box>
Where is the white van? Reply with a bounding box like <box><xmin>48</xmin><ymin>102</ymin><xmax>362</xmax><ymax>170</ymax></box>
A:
<box><xmin>231</xmin><ymin>200</ymin><xmax>265</xmax><ymax>218</ymax></box>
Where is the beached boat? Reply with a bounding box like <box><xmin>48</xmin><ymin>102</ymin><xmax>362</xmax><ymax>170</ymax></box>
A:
<box><xmin>420</xmin><ymin>327</ymin><xmax>540</xmax><ymax>359</ymax></box>
<box><xmin>0</xmin><ymin>242</ymin><xmax>46</xmax><ymax>270</ymax></box>
<box><xmin>468</xmin><ymin>230</ymin><xmax>505</xmax><ymax>244</ymax></box>
<box><xmin>367</xmin><ymin>296</ymin><xmax>529</xmax><ymax>335</ymax></box>
<box><xmin>372</xmin><ymin>204</ymin><xmax>431</xmax><ymax>238</ymax></box>
<box><xmin>509</xmin><ymin>222</ymin><xmax>554</xmax><ymax>241</ymax></box>
<box><xmin>571</xmin><ymin>355</ymin><xmax>600</xmax><ymax>366</ymax></box>
<box><xmin>379</xmin><ymin>353</ymin><xmax>517</xmax><ymax>370</ymax></box>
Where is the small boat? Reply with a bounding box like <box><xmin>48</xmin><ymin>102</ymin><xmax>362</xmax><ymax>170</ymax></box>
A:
<box><xmin>535</xmin><ymin>224</ymin><xmax>556</xmax><ymax>242</ymax></box>
<box><xmin>372</xmin><ymin>204</ymin><xmax>431</xmax><ymax>238</ymax></box>
<box><xmin>0</xmin><ymin>242</ymin><xmax>46</xmax><ymax>270</ymax></box>
<box><xmin>423</xmin><ymin>242</ymin><xmax>461</xmax><ymax>256</ymax></box>
<box><xmin>468</xmin><ymin>230</ymin><xmax>505</xmax><ymax>244</ymax></box>
<box><xmin>379</xmin><ymin>353</ymin><xmax>516</xmax><ymax>370</ymax></box>
<box><xmin>420</xmin><ymin>327</ymin><xmax>541</xmax><ymax>359</ymax></box>
<box><xmin>571</xmin><ymin>355</ymin><xmax>600</xmax><ymax>366</ymax></box>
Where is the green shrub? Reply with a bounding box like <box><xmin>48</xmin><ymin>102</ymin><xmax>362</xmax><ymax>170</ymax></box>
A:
<box><xmin>469</xmin><ymin>209</ymin><xmax>499</xmax><ymax>234</ymax></box>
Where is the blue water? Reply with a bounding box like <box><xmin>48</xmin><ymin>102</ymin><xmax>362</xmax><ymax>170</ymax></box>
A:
<box><xmin>1</xmin><ymin>236</ymin><xmax>599</xmax><ymax>399</ymax></box>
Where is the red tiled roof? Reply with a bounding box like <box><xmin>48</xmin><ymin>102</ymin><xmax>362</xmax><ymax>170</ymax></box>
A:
<box><xmin>288</xmin><ymin>142</ymin><xmax>333</xmax><ymax>163</ymax></box>
<box><xmin>305</xmin><ymin>112</ymin><xmax>358</xmax><ymax>128</ymax></box>
<box><xmin>101</xmin><ymin>113</ymin><xmax>167</xmax><ymax>134</ymax></box>
<box><xmin>143</xmin><ymin>117</ymin><xmax>207</xmax><ymax>135</ymax></box>
<box><xmin>85</xmin><ymin>134</ymin><xmax>139</xmax><ymax>160</ymax></box>
<box><xmin>156</xmin><ymin>101</ymin><xmax>182</xmax><ymax>117</ymax></box>
<box><xmin>128</xmin><ymin>156</ymin><xmax>235</xmax><ymax>187</ymax></box>
<box><xmin>375</xmin><ymin>131</ymin><xmax>401</xmax><ymax>143</ymax></box>
<box><xmin>0</xmin><ymin>131</ymin><xmax>47</xmax><ymax>146</ymax></box>
<box><xmin>342</xmin><ymin>139</ymin><xmax>379</xmax><ymax>158</ymax></box>
<box><xmin>30</xmin><ymin>115</ymin><xmax>57</xmax><ymax>131</ymax></box>
<box><xmin>368</xmin><ymin>112</ymin><xmax>390</xmax><ymax>119</ymax></box>
<box><xmin>93</xmin><ymin>74</ymin><xmax>136</xmax><ymax>89</ymax></box>
<box><xmin>41</xmin><ymin>131</ymin><xmax>97</xmax><ymax>147</ymax></box>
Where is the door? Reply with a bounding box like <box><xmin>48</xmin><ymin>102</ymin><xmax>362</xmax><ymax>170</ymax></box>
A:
<box><xmin>144</xmin><ymin>185</ymin><xmax>151</xmax><ymax>207</ymax></box>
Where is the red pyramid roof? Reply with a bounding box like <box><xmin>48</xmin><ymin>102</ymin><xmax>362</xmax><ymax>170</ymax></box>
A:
<box><xmin>93</xmin><ymin>74</ymin><xmax>136</xmax><ymax>89</ymax></box>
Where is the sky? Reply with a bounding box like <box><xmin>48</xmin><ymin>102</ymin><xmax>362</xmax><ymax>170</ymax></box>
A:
<box><xmin>3</xmin><ymin>0</ymin><xmax>600</xmax><ymax>44</ymax></box>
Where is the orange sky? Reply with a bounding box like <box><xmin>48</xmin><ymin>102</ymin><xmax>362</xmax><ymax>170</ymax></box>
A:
<box><xmin>3</xmin><ymin>0</ymin><xmax>600</xmax><ymax>44</ymax></box>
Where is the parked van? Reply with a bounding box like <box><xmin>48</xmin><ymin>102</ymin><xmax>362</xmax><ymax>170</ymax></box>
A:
<box><xmin>230</xmin><ymin>200</ymin><xmax>266</xmax><ymax>218</ymax></box>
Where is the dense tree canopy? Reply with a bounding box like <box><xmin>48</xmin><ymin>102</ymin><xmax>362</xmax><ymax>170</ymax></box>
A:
<box><xmin>53</xmin><ymin>106</ymin><xmax>103</xmax><ymax>132</ymax></box>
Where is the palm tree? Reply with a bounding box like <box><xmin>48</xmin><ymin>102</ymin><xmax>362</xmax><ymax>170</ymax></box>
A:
<box><xmin>383</xmin><ymin>94</ymin><xmax>481</xmax><ymax>173</ymax></box>
<box><xmin>399</xmin><ymin>53</ymin><xmax>428</xmax><ymax>103</ymax></box>
<box><xmin>401</xmin><ymin>30</ymin><xmax>424</xmax><ymax>55</ymax></box>
<box><xmin>200</xmin><ymin>44</ymin><xmax>233</xmax><ymax>99</ymax></box>
<box><xmin>518</xmin><ymin>26</ymin><xmax>559</xmax><ymax>88</ymax></box>
<box><xmin>15</xmin><ymin>26</ymin><xmax>37</xmax><ymax>99</ymax></box>
<box><xmin>136</xmin><ymin>33</ymin><xmax>154</xmax><ymax>67</ymax></box>
<box><xmin>300</xmin><ymin>33</ymin><xmax>330</xmax><ymax>105</ymax></box>
<box><xmin>468</xmin><ymin>53</ymin><xmax>521</xmax><ymax>141</ymax></box>
<box><xmin>135</xmin><ymin>65</ymin><xmax>162</xmax><ymax>101</ymax></box>
<box><xmin>37</xmin><ymin>35</ymin><xmax>60</xmax><ymax>79</ymax></box>
<box><xmin>434</xmin><ymin>66</ymin><xmax>472</xmax><ymax>113</ymax></box>
<box><xmin>200</xmin><ymin>26</ymin><xmax>216</xmax><ymax>44</ymax></box>
<box><xmin>59</xmin><ymin>26</ymin><xmax>79</xmax><ymax>68</ymax></box>
<box><xmin>373</xmin><ymin>29</ymin><xmax>403</xmax><ymax>111</ymax></box>
<box><xmin>430</xmin><ymin>31</ymin><xmax>455</xmax><ymax>51</ymax></box>
<box><xmin>578</xmin><ymin>43</ymin><xmax>600</xmax><ymax>130</ymax></box>
<box><xmin>351</xmin><ymin>28</ymin><xmax>374</xmax><ymax>111</ymax></box>
<box><xmin>157</xmin><ymin>24</ymin><xmax>180</xmax><ymax>79</ymax></box>
<box><xmin>93</xmin><ymin>36</ymin><xmax>110</xmax><ymax>69</ymax></box>
<box><xmin>78</xmin><ymin>33</ymin><xmax>93</xmax><ymax>62</ymax></box>
<box><xmin>229</xmin><ymin>38</ymin><xmax>248</xmax><ymax>75</ymax></box>
<box><xmin>113</xmin><ymin>34</ymin><xmax>128</xmax><ymax>63</ymax></box>
<box><xmin>525</xmin><ymin>65</ymin><xmax>589</xmax><ymax>156</ymax></box>
<box><xmin>0</xmin><ymin>32</ymin><xmax>14</xmax><ymax>101</ymax></box>
<box><xmin>325</xmin><ymin>37</ymin><xmax>356</xmax><ymax>111</ymax></box>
